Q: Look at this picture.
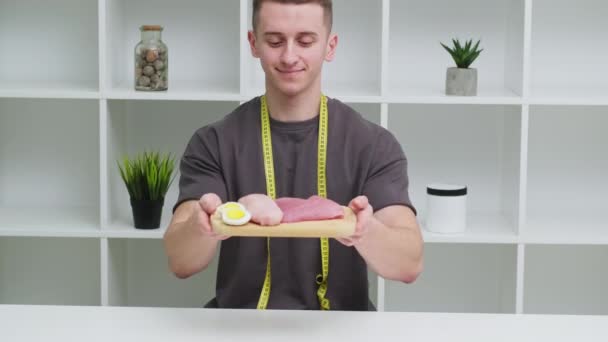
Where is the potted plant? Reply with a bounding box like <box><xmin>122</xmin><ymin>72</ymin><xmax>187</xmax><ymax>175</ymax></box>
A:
<box><xmin>440</xmin><ymin>38</ymin><xmax>483</xmax><ymax>96</ymax></box>
<box><xmin>117</xmin><ymin>151</ymin><xmax>177</xmax><ymax>229</ymax></box>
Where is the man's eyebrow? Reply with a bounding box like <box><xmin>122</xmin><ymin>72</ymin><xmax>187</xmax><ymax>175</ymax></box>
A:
<box><xmin>297</xmin><ymin>32</ymin><xmax>318</xmax><ymax>37</ymax></box>
<box><xmin>262</xmin><ymin>32</ymin><xmax>319</xmax><ymax>37</ymax></box>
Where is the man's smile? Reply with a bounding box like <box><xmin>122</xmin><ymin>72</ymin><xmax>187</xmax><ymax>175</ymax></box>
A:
<box><xmin>277</xmin><ymin>68</ymin><xmax>304</xmax><ymax>74</ymax></box>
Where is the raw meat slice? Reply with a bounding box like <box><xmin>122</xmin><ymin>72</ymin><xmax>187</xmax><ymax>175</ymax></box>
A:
<box><xmin>275</xmin><ymin>195</ymin><xmax>344</xmax><ymax>223</ymax></box>
<box><xmin>238</xmin><ymin>194</ymin><xmax>283</xmax><ymax>226</ymax></box>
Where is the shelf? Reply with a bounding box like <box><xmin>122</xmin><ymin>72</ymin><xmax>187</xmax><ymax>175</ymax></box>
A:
<box><xmin>106</xmin><ymin>81</ymin><xmax>241</xmax><ymax>102</ymax></box>
<box><xmin>105</xmin><ymin>216</ymin><xmax>169</xmax><ymax>239</ymax></box>
<box><xmin>106</xmin><ymin>0</ymin><xmax>240</xmax><ymax>95</ymax></box>
<box><xmin>106</xmin><ymin>239</ymin><xmax>217</xmax><ymax>307</ymax></box>
<box><xmin>530</xmin><ymin>0</ymin><xmax>608</xmax><ymax>94</ymax></box>
<box><xmin>0</xmin><ymin>206</ymin><xmax>99</xmax><ymax>237</ymax></box>
<box><xmin>324</xmin><ymin>0</ymin><xmax>382</xmax><ymax>95</ymax></box>
<box><xmin>0</xmin><ymin>98</ymin><xmax>100</xmax><ymax>235</ymax></box>
<box><xmin>388</xmin><ymin>104</ymin><xmax>522</xmax><ymax>238</ymax></box>
<box><xmin>385</xmin><ymin>244</ymin><xmax>517</xmax><ymax>313</ymax></box>
<box><xmin>523</xmin><ymin>212</ymin><xmax>608</xmax><ymax>245</ymax></box>
<box><xmin>106</xmin><ymin>100</ymin><xmax>238</xmax><ymax>232</ymax></box>
<box><xmin>0</xmin><ymin>81</ymin><xmax>99</xmax><ymax>99</ymax></box>
<box><xmin>0</xmin><ymin>0</ymin><xmax>98</xmax><ymax>92</ymax></box>
<box><xmin>528</xmin><ymin>87</ymin><xmax>608</xmax><ymax>106</ymax></box>
<box><xmin>422</xmin><ymin>213</ymin><xmax>518</xmax><ymax>244</ymax></box>
<box><xmin>388</xmin><ymin>0</ymin><xmax>525</xmax><ymax>98</ymax></box>
<box><xmin>386</xmin><ymin>86</ymin><xmax>522</xmax><ymax>105</ymax></box>
<box><xmin>526</xmin><ymin>105</ymin><xmax>607</xmax><ymax>243</ymax></box>
<box><xmin>524</xmin><ymin>245</ymin><xmax>608</xmax><ymax>315</ymax></box>
<box><xmin>0</xmin><ymin>236</ymin><xmax>100</xmax><ymax>305</ymax></box>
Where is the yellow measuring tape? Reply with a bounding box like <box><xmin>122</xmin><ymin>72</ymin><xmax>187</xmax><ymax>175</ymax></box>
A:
<box><xmin>258</xmin><ymin>94</ymin><xmax>330</xmax><ymax>310</ymax></box>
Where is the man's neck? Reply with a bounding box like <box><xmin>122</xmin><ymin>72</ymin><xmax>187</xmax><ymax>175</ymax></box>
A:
<box><xmin>264</xmin><ymin>83</ymin><xmax>322</xmax><ymax>122</ymax></box>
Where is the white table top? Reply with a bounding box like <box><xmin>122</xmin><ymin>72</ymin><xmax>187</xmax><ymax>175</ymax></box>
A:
<box><xmin>1</xmin><ymin>304</ymin><xmax>607</xmax><ymax>341</ymax></box>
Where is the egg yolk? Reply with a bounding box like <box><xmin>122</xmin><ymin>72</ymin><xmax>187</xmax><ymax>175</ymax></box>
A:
<box><xmin>222</xmin><ymin>202</ymin><xmax>241</xmax><ymax>210</ymax></box>
<box><xmin>226</xmin><ymin>209</ymin><xmax>245</xmax><ymax>220</ymax></box>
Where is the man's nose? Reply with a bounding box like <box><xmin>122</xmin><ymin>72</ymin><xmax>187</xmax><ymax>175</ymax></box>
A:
<box><xmin>279</xmin><ymin>41</ymin><xmax>298</xmax><ymax>66</ymax></box>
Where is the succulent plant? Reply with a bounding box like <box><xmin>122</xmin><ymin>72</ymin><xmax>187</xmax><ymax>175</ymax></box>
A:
<box><xmin>441</xmin><ymin>38</ymin><xmax>483</xmax><ymax>69</ymax></box>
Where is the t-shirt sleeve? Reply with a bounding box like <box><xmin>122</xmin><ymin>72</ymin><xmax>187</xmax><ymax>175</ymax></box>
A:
<box><xmin>172</xmin><ymin>126</ymin><xmax>228</xmax><ymax>213</ymax></box>
<box><xmin>362</xmin><ymin>129</ymin><xmax>417</xmax><ymax>215</ymax></box>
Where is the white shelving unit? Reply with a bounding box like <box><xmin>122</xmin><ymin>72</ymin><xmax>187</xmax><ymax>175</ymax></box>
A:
<box><xmin>0</xmin><ymin>0</ymin><xmax>99</xmax><ymax>99</ymax></box>
<box><xmin>0</xmin><ymin>0</ymin><xmax>606</xmax><ymax>314</ymax></box>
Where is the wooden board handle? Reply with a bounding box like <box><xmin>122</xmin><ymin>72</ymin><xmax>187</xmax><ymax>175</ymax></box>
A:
<box><xmin>210</xmin><ymin>206</ymin><xmax>356</xmax><ymax>238</ymax></box>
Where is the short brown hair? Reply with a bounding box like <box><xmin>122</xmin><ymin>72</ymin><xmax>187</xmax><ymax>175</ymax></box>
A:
<box><xmin>252</xmin><ymin>0</ymin><xmax>333</xmax><ymax>33</ymax></box>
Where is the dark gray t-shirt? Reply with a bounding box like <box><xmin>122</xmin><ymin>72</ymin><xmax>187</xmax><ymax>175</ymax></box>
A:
<box><xmin>174</xmin><ymin>96</ymin><xmax>416</xmax><ymax>311</ymax></box>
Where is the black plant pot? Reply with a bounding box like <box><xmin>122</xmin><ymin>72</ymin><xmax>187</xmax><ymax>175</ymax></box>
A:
<box><xmin>130</xmin><ymin>198</ymin><xmax>164</xmax><ymax>229</ymax></box>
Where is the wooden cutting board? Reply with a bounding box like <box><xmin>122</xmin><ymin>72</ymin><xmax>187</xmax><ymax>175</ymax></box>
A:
<box><xmin>210</xmin><ymin>206</ymin><xmax>357</xmax><ymax>238</ymax></box>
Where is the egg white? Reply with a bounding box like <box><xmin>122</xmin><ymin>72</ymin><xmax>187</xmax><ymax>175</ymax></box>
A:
<box><xmin>221</xmin><ymin>207</ymin><xmax>252</xmax><ymax>226</ymax></box>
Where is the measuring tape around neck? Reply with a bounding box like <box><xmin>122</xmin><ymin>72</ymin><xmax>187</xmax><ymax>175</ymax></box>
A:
<box><xmin>257</xmin><ymin>94</ymin><xmax>331</xmax><ymax>310</ymax></box>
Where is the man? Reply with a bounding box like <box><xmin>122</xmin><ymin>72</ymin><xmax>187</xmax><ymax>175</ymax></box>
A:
<box><xmin>163</xmin><ymin>0</ymin><xmax>423</xmax><ymax>311</ymax></box>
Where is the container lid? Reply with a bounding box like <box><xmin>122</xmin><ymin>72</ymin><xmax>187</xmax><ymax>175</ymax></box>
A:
<box><xmin>427</xmin><ymin>183</ymin><xmax>467</xmax><ymax>197</ymax></box>
<box><xmin>141</xmin><ymin>25</ymin><xmax>163</xmax><ymax>31</ymax></box>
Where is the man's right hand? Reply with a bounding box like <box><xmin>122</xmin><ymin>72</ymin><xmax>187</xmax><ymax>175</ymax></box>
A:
<box><xmin>164</xmin><ymin>193</ymin><xmax>228</xmax><ymax>278</ymax></box>
<box><xmin>191</xmin><ymin>193</ymin><xmax>230</xmax><ymax>241</ymax></box>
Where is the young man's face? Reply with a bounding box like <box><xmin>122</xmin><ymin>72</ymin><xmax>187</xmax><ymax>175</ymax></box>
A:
<box><xmin>248</xmin><ymin>2</ymin><xmax>337</xmax><ymax>97</ymax></box>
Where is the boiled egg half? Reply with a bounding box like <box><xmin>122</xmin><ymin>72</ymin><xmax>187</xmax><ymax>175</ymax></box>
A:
<box><xmin>218</xmin><ymin>202</ymin><xmax>251</xmax><ymax>226</ymax></box>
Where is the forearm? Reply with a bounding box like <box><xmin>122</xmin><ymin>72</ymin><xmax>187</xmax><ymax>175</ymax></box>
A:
<box><xmin>163</xmin><ymin>220</ymin><xmax>218</xmax><ymax>278</ymax></box>
<box><xmin>354</xmin><ymin>216</ymin><xmax>423</xmax><ymax>283</ymax></box>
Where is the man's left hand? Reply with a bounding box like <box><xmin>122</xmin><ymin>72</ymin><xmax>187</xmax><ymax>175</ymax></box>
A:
<box><xmin>337</xmin><ymin>195</ymin><xmax>373</xmax><ymax>247</ymax></box>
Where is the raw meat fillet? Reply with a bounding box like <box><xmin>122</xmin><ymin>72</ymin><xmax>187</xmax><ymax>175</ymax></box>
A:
<box><xmin>274</xmin><ymin>195</ymin><xmax>344</xmax><ymax>223</ymax></box>
<box><xmin>238</xmin><ymin>194</ymin><xmax>283</xmax><ymax>226</ymax></box>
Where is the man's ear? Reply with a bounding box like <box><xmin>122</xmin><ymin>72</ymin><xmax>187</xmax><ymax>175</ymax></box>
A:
<box><xmin>325</xmin><ymin>33</ymin><xmax>338</xmax><ymax>62</ymax></box>
<box><xmin>248</xmin><ymin>30</ymin><xmax>260</xmax><ymax>58</ymax></box>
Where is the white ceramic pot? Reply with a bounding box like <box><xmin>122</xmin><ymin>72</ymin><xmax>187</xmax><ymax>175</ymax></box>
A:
<box><xmin>425</xmin><ymin>183</ymin><xmax>467</xmax><ymax>234</ymax></box>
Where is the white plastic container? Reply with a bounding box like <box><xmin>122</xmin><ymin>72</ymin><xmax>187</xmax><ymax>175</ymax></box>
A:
<box><xmin>425</xmin><ymin>183</ymin><xmax>467</xmax><ymax>234</ymax></box>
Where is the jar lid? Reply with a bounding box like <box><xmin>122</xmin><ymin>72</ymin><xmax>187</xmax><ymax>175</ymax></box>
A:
<box><xmin>427</xmin><ymin>183</ymin><xmax>467</xmax><ymax>197</ymax></box>
<box><xmin>141</xmin><ymin>25</ymin><xmax>163</xmax><ymax>31</ymax></box>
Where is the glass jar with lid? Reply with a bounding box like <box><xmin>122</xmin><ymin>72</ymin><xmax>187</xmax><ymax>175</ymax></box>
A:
<box><xmin>134</xmin><ymin>25</ymin><xmax>168</xmax><ymax>91</ymax></box>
